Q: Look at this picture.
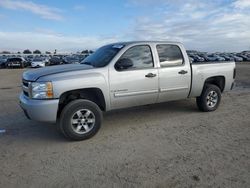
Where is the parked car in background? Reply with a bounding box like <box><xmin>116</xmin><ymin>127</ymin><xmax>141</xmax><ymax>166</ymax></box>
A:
<box><xmin>0</xmin><ymin>56</ymin><xmax>8</xmax><ymax>68</ymax></box>
<box><xmin>6</xmin><ymin>57</ymin><xmax>28</xmax><ymax>68</ymax></box>
<box><xmin>63</xmin><ymin>56</ymin><xmax>80</xmax><ymax>64</ymax></box>
<box><xmin>25</xmin><ymin>55</ymin><xmax>34</xmax><ymax>66</ymax></box>
<box><xmin>49</xmin><ymin>56</ymin><xmax>64</xmax><ymax>66</ymax></box>
<box><xmin>220</xmin><ymin>54</ymin><xmax>234</xmax><ymax>61</ymax></box>
<box><xmin>230</xmin><ymin>55</ymin><xmax>243</xmax><ymax>62</ymax></box>
<box><xmin>237</xmin><ymin>54</ymin><xmax>250</xmax><ymax>61</ymax></box>
<box><xmin>189</xmin><ymin>54</ymin><xmax>205</xmax><ymax>62</ymax></box>
<box><xmin>213</xmin><ymin>55</ymin><xmax>225</xmax><ymax>61</ymax></box>
<box><xmin>31</xmin><ymin>57</ymin><xmax>49</xmax><ymax>68</ymax></box>
<box><xmin>203</xmin><ymin>54</ymin><xmax>218</xmax><ymax>61</ymax></box>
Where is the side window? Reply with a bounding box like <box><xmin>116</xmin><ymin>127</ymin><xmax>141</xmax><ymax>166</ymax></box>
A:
<box><xmin>115</xmin><ymin>45</ymin><xmax>153</xmax><ymax>71</ymax></box>
<box><xmin>156</xmin><ymin>44</ymin><xmax>184</xmax><ymax>67</ymax></box>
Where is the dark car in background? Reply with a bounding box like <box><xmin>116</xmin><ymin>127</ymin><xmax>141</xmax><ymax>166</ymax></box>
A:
<box><xmin>237</xmin><ymin>54</ymin><xmax>250</xmax><ymax>61</ymax></box>
<box><xmin>213</xmin><ymin>55</ymin><xmax>225</xmax><ymax>61</ymax></box>
<box><xmin>0</xmin><ymin>56</ymin><xmax>8</xmax><ymax>68</ymax></box>
<box><xmin>49</xmin><ymin>56</ymin><xmax>64</xmax><ymax>66</ymax></box>
<box><xmin>203</xmin><ymin>54</ymin><xmax>218</xmax><ymax>61</ymax></box>
<box><xmin>6</xmin><ymin>57</ymin><xmax>28</xmax><ymax>68</ymax></box>
<box><xmin>220</xmin><ymin>54</ymin><xmax>234</xmax><ymax>61</ymax></box>
<box><xmin>228</xmin><ymin>55</ymin><xmax>243</xmax><ymax>62</ymax></box>
<box><xmin>24</xmin><ymin>55</ymin><xmax>34</xmax><ymax>66</ymax></box>
<box><xmin>189</xmin><ymin>54</ymin><xmax>205</xmax><ymax>62</ymax></box>
<box><xmin>63</xmin><ymin>56</ymin><xmax>80</xmax><ymax>64</ymax></box>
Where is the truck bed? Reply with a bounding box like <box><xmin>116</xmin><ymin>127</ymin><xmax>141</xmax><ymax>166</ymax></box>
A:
<box><xmin>189</xmin><ymin>61</ymin><xmax>235</xmax><ymax>97</ymax></box>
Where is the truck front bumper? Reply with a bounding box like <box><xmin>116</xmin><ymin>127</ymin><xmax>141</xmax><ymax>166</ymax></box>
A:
<box><xmin>19</xmin><ymin>93</ymin><xmax>59</xmax><ymax>123</ymax></box>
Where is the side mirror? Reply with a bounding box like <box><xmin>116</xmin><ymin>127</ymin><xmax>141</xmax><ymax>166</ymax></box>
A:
<box><xmin>115</xmin><ymin>58</ymin><xmax>133</xmax><ymax>70</ymax></box>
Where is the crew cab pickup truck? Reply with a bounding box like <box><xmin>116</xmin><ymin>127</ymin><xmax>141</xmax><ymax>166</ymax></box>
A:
<box><xmin>20</xmin><ymin>41</ymin><xmax>236</xmax><ymax>140</ymax></box>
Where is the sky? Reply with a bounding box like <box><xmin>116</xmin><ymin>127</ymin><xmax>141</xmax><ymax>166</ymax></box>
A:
<box><xmin>0</xmin><ymin>0</ymin><xmax>250</xmax><ymax>52</ymax></box>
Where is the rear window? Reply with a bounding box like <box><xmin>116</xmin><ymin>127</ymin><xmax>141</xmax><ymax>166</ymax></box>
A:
<box><xmin>156</xmin><ymin>44</ymin><xmax>184</xmax><ymax>67</ymax></box>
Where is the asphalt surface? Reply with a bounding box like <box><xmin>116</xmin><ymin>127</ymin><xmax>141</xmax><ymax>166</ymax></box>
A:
<box><xmin>0</xmin><ymin>63</ymin><xmax>250</xmax><ymax>188</ymax></box>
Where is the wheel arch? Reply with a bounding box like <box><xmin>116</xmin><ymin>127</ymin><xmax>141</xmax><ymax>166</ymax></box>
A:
<box><xmin>57</xmin><ymin>88</ymin><xmax>106</xmax><ymax>118</ymax></box>
<box><xmin>203</xmin><ymin>76</ymin><xmax>225</xmax><ymax>92</ymax></box>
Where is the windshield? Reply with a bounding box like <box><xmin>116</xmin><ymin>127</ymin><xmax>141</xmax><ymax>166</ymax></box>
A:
<box><xmin>81</xmin><ymin>44</ymin><xmax>124</xmax><ymax>67</ymax></box>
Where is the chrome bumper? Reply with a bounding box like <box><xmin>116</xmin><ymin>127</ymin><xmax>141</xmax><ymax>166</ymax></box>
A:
<box><xmin>19</xmin><ymin>93</ymin><xmax>59</xmax><ymax>123</ymax></box>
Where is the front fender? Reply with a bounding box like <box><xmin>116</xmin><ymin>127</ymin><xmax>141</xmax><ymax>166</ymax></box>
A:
<box><xmin>38</xmin><ymin>69</ymin><xmax>111</xmax><ymax>110</ymax></box>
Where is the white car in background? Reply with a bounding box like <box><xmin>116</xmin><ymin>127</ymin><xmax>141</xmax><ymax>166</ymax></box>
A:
<box><xmin>31</xmin><ymin>57</ymin><xmax>48</xmax><ymax>68</ymax></box>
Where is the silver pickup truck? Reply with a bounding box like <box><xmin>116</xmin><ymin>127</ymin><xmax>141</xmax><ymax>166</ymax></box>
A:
<box><xmin>20</xmin><ymin>41</ymin><xmax>236</xmax><ymax>140</ymax></box>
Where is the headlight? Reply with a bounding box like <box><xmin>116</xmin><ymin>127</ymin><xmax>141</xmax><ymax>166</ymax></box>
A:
<box><xmin>31</xmin><ymin>82</ymin><xmax>53</xmax><ymax>99</ymax></box>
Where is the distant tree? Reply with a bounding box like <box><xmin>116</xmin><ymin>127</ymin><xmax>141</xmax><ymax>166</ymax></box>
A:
<box><xmin>89</xmin><ymin>50</ymin><xmax>94</xmax><ymax>54</ymax></box>
<box><xmin>23</xmin><ymin>49</ymin><xmax>32</xmax><ymax>54</ymax></box>
<box><xmin>45</xmin><ymin>51</ymin><xmax>51</xmax><ymax>54</ymax></box>
<box><xmin>54</xmin><ymin>49</ymin><xmax>57</xmax><ymax>54</ymax></box>
<box><xmin>81</xmin><ymin>50</ymin><xmax>89</xmax><ymax>54</ymax></box>
<box><xmin>1</xmin><ymin>51</ymin><xmax>11</xmax><ymax>54</ymax></box>
<box><xmin>33</xmin><ymin>50</ymin><xmax>41</xmax><ymax>54</ymax></box>
<box><xmin>17</xmin><ymin>51</ymin><xmax>21</xmax><ymax>54</ymax></box>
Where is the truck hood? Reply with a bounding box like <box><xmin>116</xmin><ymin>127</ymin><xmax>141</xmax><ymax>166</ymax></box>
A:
<box><xmin>23</xmin><ymin>64</ymin><xmax>93</xmax><ymax>81</ymax></box>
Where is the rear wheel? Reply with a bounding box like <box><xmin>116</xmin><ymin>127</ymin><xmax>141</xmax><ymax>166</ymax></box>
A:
<box><xmin>58</xmin><ymin>99</ymin><xmax>102</xmax><ymax>140</ymax></box>
<box><xmin>196</xmin><ymin>84</ymin><xmax>221</xmax><ymax>112</ymax></box>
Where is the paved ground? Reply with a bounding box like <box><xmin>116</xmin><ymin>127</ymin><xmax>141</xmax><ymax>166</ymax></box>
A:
<box><xmin>0</xmin><ymin>64</ymin><xmax>249</xmax><ymax>188</ymax></box>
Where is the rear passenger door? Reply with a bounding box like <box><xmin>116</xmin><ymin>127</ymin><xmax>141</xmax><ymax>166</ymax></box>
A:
<box><xmin>156</xmin><ymin>44</ymin><xmax>191</xmax><ymax>103</ymax></box>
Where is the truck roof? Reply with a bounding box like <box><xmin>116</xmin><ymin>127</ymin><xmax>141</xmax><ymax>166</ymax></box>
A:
<box><xmin>109</xmin><ymin>41</ymin><xmax>183</xmax><ymax>46</ymax></box>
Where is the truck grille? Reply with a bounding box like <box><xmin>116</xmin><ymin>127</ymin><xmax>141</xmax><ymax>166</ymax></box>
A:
<box><xmin>22</xmin><ymin>80</ymin><xmax>30</xmax><ymax>97</ymax></box>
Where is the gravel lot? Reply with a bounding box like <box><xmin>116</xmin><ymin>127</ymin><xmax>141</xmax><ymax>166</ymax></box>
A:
<box><xmin>0</xmin><ymin>63</ymin><xmax>249</xmax><ymax>188</ymax></box>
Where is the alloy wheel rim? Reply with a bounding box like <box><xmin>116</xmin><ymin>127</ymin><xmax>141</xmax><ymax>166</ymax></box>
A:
<box><xmin>71</xmin><ymin>109</ymin><xmax>95</xmax><ymax>134</ymax></box>
<box><xmin>206</xmin><ymin>90</ymin><xmax>218</xmax><ymax>108</ymax></box>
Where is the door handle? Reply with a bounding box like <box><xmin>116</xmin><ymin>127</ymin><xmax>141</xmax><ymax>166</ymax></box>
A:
<box><xmin>145</xmin><ymin>73</ymin><xmax>156</xmax><ymax>78</ymax></box>
<box><xmin>178</xmin><ymin>70</ymin><xmax>188</xmax><ymax>74</ymax></box>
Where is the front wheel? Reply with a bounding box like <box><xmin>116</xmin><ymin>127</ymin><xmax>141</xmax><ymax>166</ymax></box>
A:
<box><xmin>58</xmin><ymin>99</ymin><xmax>103</xmax><ymax>140</ymax></box>
<box><xmin>196</xmin><ymin>84</ymin><xmax>221</xmax><ymax>112</ymax></box>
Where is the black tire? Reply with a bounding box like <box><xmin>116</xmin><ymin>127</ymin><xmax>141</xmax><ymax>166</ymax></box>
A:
<box><xmin>196</xmin><ymin>84</ymin><xmax>221</xmax><ymax>112</ymax></box>
<box><xmin>58</xmin><ymin>99</ymin><xmax>103</xmax><ymax>141</ymax></box>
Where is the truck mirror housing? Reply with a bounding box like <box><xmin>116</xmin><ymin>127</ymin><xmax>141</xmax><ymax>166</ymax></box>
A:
<box><xmin>115</xmin><ymin>58</ymin><xmax>133</xmax><ymax>70</ymax></box>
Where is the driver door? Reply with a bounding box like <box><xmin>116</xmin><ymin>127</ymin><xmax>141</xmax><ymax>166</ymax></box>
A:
<box><xmin>109</xmin><ymin>45</ymin><xmax>159</xmax><ymax>109</ymax></box>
